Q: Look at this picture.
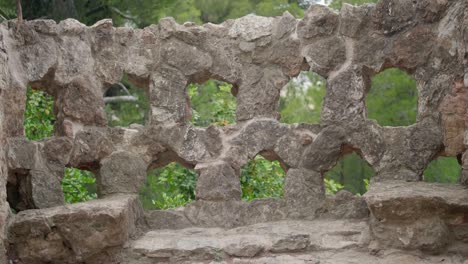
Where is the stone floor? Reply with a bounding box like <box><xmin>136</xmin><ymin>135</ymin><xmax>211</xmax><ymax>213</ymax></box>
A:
<box><xmin>123</xmin><ymin>219</ymin><xmax>467</xmax><ymax>264</ymax></box>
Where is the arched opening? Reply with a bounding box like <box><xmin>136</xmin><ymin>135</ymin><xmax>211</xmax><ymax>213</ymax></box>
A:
<box><xmin>279</xmin><ymin>71</ymin><xmax>326</xmax><ymax>124</ymax></box>
<box><xmin>140</xmin><ymin>162</ymin><xmax>198</xmax><ymax>210</ymax></box>
<box><xmin>188</xmin><ymin>80</ymin><xmax>236</xmax><ymax>127</ymax></box>
<box><xmin>61</xmin><ymin>168</ymin><xmax>97</xmax><ymax>204</ymax></box>
<box><xmin>366</xmin><ymin>68</ymin><xmax>417</xmax><ymax>126</ymax></box>
<box><xmin>324</xmin><ymin>152</ymin><xmax>375</xmax><ymax>195</ymax></box>
<box><xmin>240</xmin><ymin>155</ymin><xmax>285</xmax><ymax>201</ymax></box>
<box><xmin>104</xmin><ymin>74</ymin><xmax>149</xmax><ymax>127</ymax></box>
<box><xmin>423</xmin><ymin>157</ymin><xmax>460</xmax><ymax>183</ymax></box>
<box><xmin>24</xmin><ymin>87</ymin><xmax>55</xmax><ymax>140</ymax></box>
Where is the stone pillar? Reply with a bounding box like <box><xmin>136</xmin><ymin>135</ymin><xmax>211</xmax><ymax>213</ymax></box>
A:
<box><xmin>460</xmin><ymin>150</ymin><xmax>468</xmax><ymax>186</ymax></box>
<box><xmin>98</xmin><ymin>151</ymin><xmax>147</xmax><ymax>196</ymax></box>
<box><xmin>195</xmin><ymin>162</ymin><xmax>241</xmax><ymax>201</ymax></box>
<box><xmin>0</xmin><ymin>127</ymin><xmax>8</xmax><ymax>264</ymax></box>
<box><xmin>284</xmin><ymin>168</ymin><xmax>324</xmax><ymax>218</ymax></box>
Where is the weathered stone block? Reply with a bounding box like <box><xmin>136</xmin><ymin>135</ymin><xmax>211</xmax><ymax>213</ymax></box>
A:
<box><xmin>284</xmin><ymin>168</ymin><xmax>324</xmax><ymax>218</ymax></box>
<box><xmin>8</xmin><ymin>195</ymin><xmax>144</xmax><ymax>264</ymax></box>
<box><xmin>365</xmin><ymin>181</ymin><xmax>468</xmax><ymax>252</ymax></box>
<box><xmin>98</xmin><ymin>151</ymin><xmax>147</xmax><ymax>196</ymax></box>
<box><xmin>196</xmin><ymin>162</ymin><xmax>241</xmax><ymax>201</ymax></box>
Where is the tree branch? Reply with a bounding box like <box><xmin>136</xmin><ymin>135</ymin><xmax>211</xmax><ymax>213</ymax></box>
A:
<box><xmin>104</xmin><ymin>96</ymin><xmax>138</xmax><ymax>104</ymax></box>
<box><xmin>115</xmin><ymin>82</ymin><xmax>131</xmax><ymax>95</ymax></box>
<box><xmin>109</xmin><ymin>6</ymin><xmax>137</xmax><ymax>22</ymax></box>
<box><xmin>16</xmin><ymin>0</ymin><xmax>22</xmax><ymax>28</ymax></box>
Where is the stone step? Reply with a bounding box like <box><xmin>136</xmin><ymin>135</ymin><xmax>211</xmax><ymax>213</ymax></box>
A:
<box><xmin>125</xmin><ymin>219</ymin><xmax>466</xmax><ymax>264</ymax></box>
<box><xmin>364</xmin><ymin>181</ymin><xmax>468</xmax><ymax>251</ymax></box>
<box><xmin>126</xmin><ymin>219</ymin><xmax>369</xmax><ymax>262</ymax></box>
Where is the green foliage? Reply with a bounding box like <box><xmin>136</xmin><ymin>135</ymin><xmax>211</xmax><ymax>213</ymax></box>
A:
<box><xmin>61</xmin><ymin>168</ymin><xmax>97</xmax><ymax>203</ymax></box>
<box><xmin>0</xmin><ymin>1</ymin><xmax>15</xmax><ymax>21</ymax></box>
<box><xmin>189</xmin><ymin>81</ymin><xmax>236</xmax><ymax>127</ymax></box>
<box><xmin>324</xmin><ymin>178</ymin><xmax>344</xmax><ymax>195</ymax></box>
<box><xmin>24</xmin><ymin>88</ymin><xmax>55</xmax><ymax>140</ymax></box>
<box><xmin>151</xmin><ymin>193</ymin><xmax>192</xmax><ymax>210</ymax></box>
<box><xmin>367</xmin><ymin>68</ymin><xmax>417</xmax><ymax>127</ymax></box>
<box><xmin>241</xmin><ymin>156</ymin><xmax>285</xmax><ymax>201</ymax></box>
<box><xmin>75</xmin><ymin>0</ymin><xmax>306</xmax><ymax>27</ymax></box>
<box><xmin>140</xmin><ymin>163</ymin><xmax>197</xmax><ymax>209</ymax></box>
<box><xmin>279</xmin><ymin>72</ymin><xmax>325</xmax><ymax>124</ymax></box>
<box><xmin>324</xmin><ymin>153</ymin><xmax>375</xmax><ymax>195</ymax></box>
<box><xmin>423</xmin><ymin>157</ymin><xmax>460</xmax><ymax>184</ymax></box>
<box><xmin>328</xmin><ymin>0</ymin><xmax>378</xmax><ymax>10</ymax></box>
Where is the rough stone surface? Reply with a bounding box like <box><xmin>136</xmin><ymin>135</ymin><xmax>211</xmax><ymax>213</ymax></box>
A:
<box><xmin>0</xmin><ymin>0</ymin><xmax>467</xmax><ymax>262</ymax></box>
<box><xmin>195</xmin><ymin>162</ymin><xmax>241</xmax><ymax>201</ymax></box>
<box><xmin>98</xmin><ymin>151</ymin><xmax>148</xmax><ymax>196</ymax></box>
<box><xmin>365</xmin><ymin>181</ymin><xmax>468</xmax><ymax>252</ymax></box>
<box><xmin>127</xmin><ymin>219</ymin><xmax>367</xmax><ymax>263</ymax></box>
<box><xmin>8</xmin><ymin>195</ymin><xmax>144</xmax><ymax>264</ymax></box>
<box><xmin>125</xmin><ymin>219</ymin><xmax>466</xmax><ymax>264</ymax></box>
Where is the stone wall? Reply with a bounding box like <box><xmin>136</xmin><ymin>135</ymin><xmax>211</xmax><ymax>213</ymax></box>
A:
<box><xmin>0</xmin><ymin>0</ymin><xmax>467</xmax><ymax>263</ymax></box>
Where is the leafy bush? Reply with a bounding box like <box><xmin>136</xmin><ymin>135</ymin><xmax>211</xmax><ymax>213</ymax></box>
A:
<box><xmin>324</xmin><ymin>178</ymin><xmax>344</xmax><ymax>195</ymax></box>
<box><xmin>241</xmin><ymin>156</ymin><xmax>285</xmax><ymax>201</ymax></box>
<box><xmin>24</xmin><ymin>88</ymin><xmax>55</xmax><ymax>140</ymax></box>
<box><xmin>140</xmin><ymin>163</ymin><xmax>197</xmax><ymax>209</ymax></box>
<box><xmin>189</xmin><ymin>80</ymin><xmax>236</xmax><ymax>127</ymax></box>
<box><xmin>61</xmin><ymin>168</ymin><xmax>97</xmax><ymax>203</ymax></box>
<box><xmin>423</xmin><ymin>157</ymin><xmax>460</xmax><ymax>183</ymax></box>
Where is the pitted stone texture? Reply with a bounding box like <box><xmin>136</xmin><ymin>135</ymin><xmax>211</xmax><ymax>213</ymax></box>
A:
<box><xmin>298</xmin><ymin>5</ymin><xmax>339</xmax><ymax>40</ymax></box>
<box><xmin>301</xmin><ymin>125</ymin><xmax>344</xmax><ymax>171</ymax></box>
<box><xmin>147</xmin><ymin>124</ymin><xmax>223</xmax><ymax>164</ymax></box>
<box><xmin>0</xmin><ymin>0</ymin><xmax>468</xmax><ymax>261</ymax></box>
<box><xmin>69</xmin><ymin>128</ymin><xmax>115</xmax><ymax>170</ymax></box>
<box><xmin>373</xmin><ymin>0</ymin><xmax>448</xmax><ymax>35</ymax></box>
<box><xmin>373</xmin><ymin>119</ymin><xmax>443</xmax><ymax>182</ymax></box>
<box><xmin>365</xmin><ymin>181</ymin><xmax>468</xmax><ymax>252</ymax></box>
<box><xmin>284</xmin><ymin>168</ymin><xmax>324</xmax><ymax>218</ymax></box>
<box><xmin>183</xmin><ymin>199</ymin><xmax>287</xmax><ymax>229</ymax></box>
<box><xmin>317</xmin><ymin>190</ymin><xmax>369</xmax><ymax>219</ymax></box>
<box><xmin>127</xmin><ymin>219</ymin><xmax>367</xmax><ymax>263</ymax></box>
<box><xmin>195</xmin><ymin>162</ymin><xmax>241</xmax><ymax>201</ymax></box>
<box><xmin>439</xmin><ymin>80</ymin><xmax>468</xmax><ymax>157</ymax></box>
<box><xmin>98</xmin><ymin>151</ymin><xmax>147</xmax><ymax>196</ymax></box>
<box><xmin>461</xmin><ymin>151</ymin><xmax>468</xmax><ymax>186</ymax></box>
<box><xmin>225</xmin><ymin>251</ymin><xmax>465</xmax><ymax>264</ymax></box>
<box><xmin>6</xmin><ymin>138</ymin><xmax>66</xmax><ymax>210</ymax></box>
<box><xmin>8</xmin><ymin>195</ymin><xmax>144</xmax><ymax>264</ymax></box>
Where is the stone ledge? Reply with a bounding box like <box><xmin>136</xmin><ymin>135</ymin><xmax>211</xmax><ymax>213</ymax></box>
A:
<box><xmin>124</xmin><ymin>219</ymin><xmax>466</xmax><ymax>264</ymax></box>
<box><xmin>365</xmin><ymin>181</ymin><xmax>468</xmax><ymax>252</ymax></box>
<box><xmin>126</xmin><ymin>219</ymin><xmax>368</xmax><ymax>263</ymax></box>
<box><xmin>8</xmin><ymin>194</ymin><xmax>144</xmax><ymax>264</ymax></box>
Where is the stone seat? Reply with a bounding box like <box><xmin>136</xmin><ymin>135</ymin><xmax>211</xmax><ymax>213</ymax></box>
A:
<box><xmin>8</xmin><ymin>195</ymin><xmax>144</xmax><ymax>264</ymax></box>
<box><xmin>125</xmin><ymin>219</ymin><xmax>464</xmax><ymax>264</ymax></box>
<box><xmin>365</xmin><ymin>181</ymin><xmax>468</xmax><ymax>252</ymax></box>
<box><xmin>6</xmin><ymin>182</ymin><xmax>468</xmax><ymax>263</ymax></box>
